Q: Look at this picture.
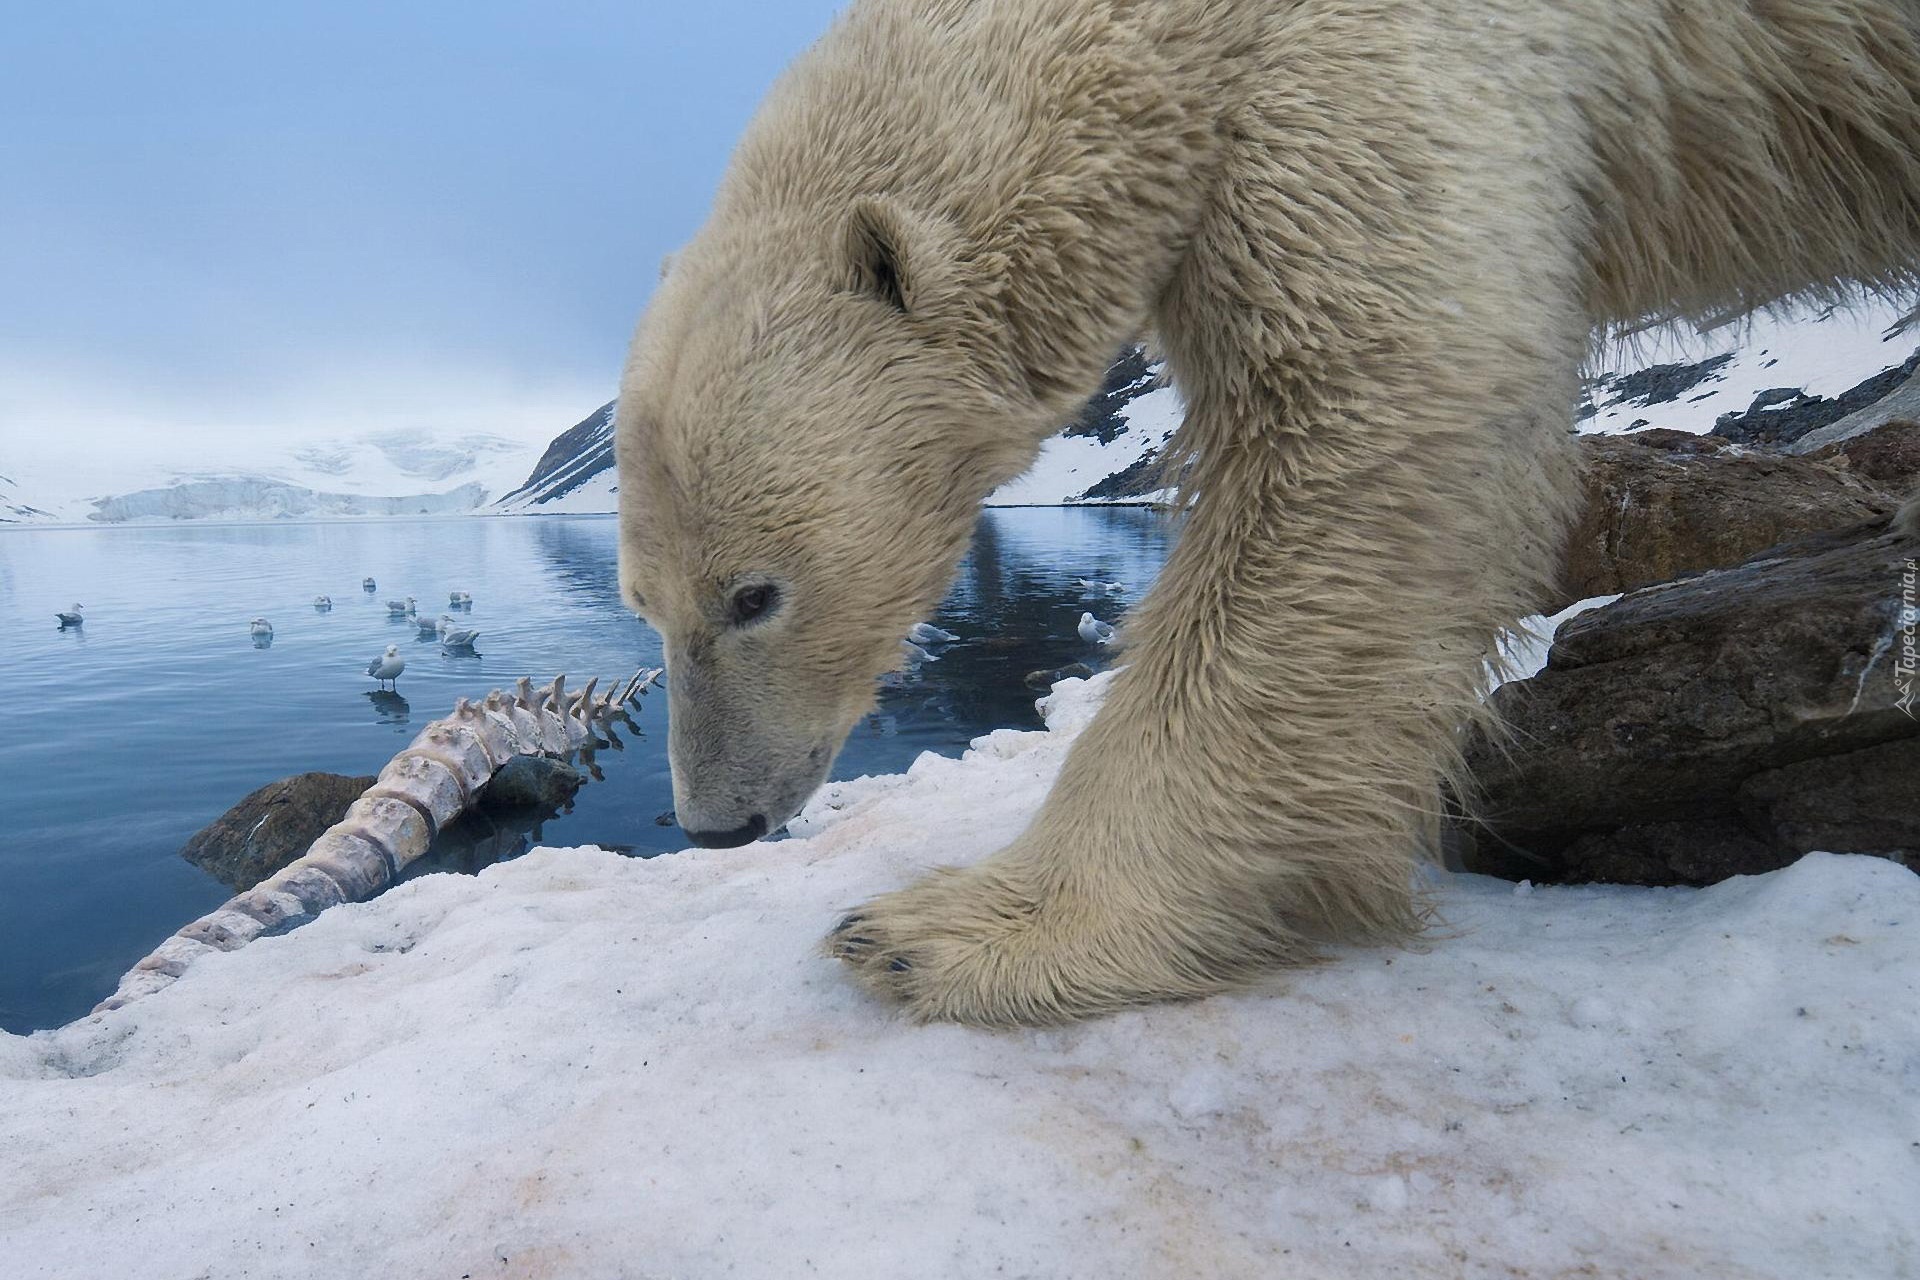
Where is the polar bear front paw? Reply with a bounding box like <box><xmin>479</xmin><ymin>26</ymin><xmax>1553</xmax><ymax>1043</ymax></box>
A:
<box><xmin>827</xmin><ymin>861</ymin><xmax>1262</xmax><ymax>1027</ymax></box>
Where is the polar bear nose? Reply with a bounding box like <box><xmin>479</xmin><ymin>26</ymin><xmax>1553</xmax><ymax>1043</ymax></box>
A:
<box><xmin>683</xmin><ymin>813</ymin><xmax>770</xmax><ymax>848</ymax></box>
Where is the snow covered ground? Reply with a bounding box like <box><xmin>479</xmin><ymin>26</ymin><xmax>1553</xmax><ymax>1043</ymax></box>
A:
<box><xmin>2</xmin><ymin>673</ymin><xmax>1913</xmax><ymax>1279</ymax></box>
<box><xmin>1584</xmin><ymin>296</ymin><xmax>1915</xmax><ymax>434</ymax></box>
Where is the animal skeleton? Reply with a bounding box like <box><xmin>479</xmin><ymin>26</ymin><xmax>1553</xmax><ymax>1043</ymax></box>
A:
<box><xmin>94</xmin><ymin>669</ymin><xmax>661</xmax><ymax>1015</ymax></box>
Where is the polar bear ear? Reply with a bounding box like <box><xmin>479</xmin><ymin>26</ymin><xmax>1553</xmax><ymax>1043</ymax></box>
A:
<box><xmin>843</xmin><ymin>196</ymin><xmax>923</xmax><ymax>315</ymax></box>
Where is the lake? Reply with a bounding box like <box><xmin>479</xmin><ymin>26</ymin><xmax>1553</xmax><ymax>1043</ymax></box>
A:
<box><xmin>0</xmin><ymin>508</ymin><xmax>1176</xmax><ymax>1033</ymax></box>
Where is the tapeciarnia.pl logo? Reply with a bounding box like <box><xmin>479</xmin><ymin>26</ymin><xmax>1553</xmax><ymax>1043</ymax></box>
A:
<box><xmin>1898</xmin><ymin>557</ymin><xmax>1918</xmax><ymax>719</ymax></box>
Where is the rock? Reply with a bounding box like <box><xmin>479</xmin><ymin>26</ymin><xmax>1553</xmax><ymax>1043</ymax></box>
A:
<box><xmin>1554</xmin><ymin>431</ymin><xmax>1897</xmax><ymax>609</ymax></box>
<box><xmin>1806</xmin><ymin>418</ymin><xmax>1920</xmax><ymax>490</ymax></box>
<box><xmin>1788</xmin><ymin>363</ymin><xmax>1920</xmax><ymax>455</ymax></box>
<box><xmin>181</xmin><ymin>772</ymin><xmax>376</xmax><ymax>891</ymax></box>
<box><xmin>1023</xmin><ymin>662</ymin><xmax>1095</xmax><ymax>690</ymax></box>
<box><xmin>480</xmin><ymin>756</ymin><xmax>584</xmax><ymax>812</ymax></box>
<box><xmin>1710</xmin><ymin>348</ymin><xmax>1920</xmax><ymax>448</ymax></box>
<box><xmin>1462</xmin><ymin>512</ymin><xmax>1920</xmax><ymax>885</ymax></box>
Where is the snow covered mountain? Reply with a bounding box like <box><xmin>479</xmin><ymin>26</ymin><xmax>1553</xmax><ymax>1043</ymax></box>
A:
<box><xmin>491</xmin><ymin>402</ymin><xmax>619</xmax><ymax>514</ymax></box>
<box><xmin>491</xmin><ymin>296</ymin><xmax>1919</xmax><ymax>518</ymax></box>
<box><xmin>487</xmin><ymin>349</ymin><xmax>1186</xmax><ymax>516</ymax></box>
<box><xmin>9</xmin><ymin>298</ymin><xmax>1911</xmax><ymax>526</ymax></box>
<box><xmin>1</xmin><ymin>427</ymin><xmax>549</xmax><ymax>525</ymax></box>
<box><xmin>1583</xmin><ymin>297</ymin><xmax>1918</xmax><ymax>441</ymax></box>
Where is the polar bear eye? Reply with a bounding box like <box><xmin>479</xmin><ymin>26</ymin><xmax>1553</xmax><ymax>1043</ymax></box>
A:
<box><xmin>728</xmin><ymin>583</ymin><xmax>780</xmax><ymax>627</ymax></box>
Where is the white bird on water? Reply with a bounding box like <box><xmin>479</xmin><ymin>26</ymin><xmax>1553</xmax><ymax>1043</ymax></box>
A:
<box><xmin>907</xmin><ymin>622</ymin><xmax>959</xmax><ymax>645</ymax></box>
<box><xmin>386</xmin><ymin>596</ymin><xmax>416</xmax><ymax>617</ymax></box>
<box><xmin>1077</xmin><ymin>612</ymin><xmax>1117</xmax><ymax>646</ymax></box>
<box><xmin>415</xmin><ymin>613</ymin><xmax>441</xmax><ymax>638</ymax></box>
<box><xmin>366</xmin><ymin>644</ymin><xmax>406</xmax><ymax>689</ymax></box>
<box><xmin>1075</xmin><ymin>578</ymin><xmax>1126</xmax><ymax>596</ymax></box>
<box><xmin>313</xmin><ymin>595</ymin><xmax>332</xmax><ymax>610</ymax></box>
<box><xmin>899</xmin><ymin>640</ymin><xmax>940</xmax><ymax>666</ymax></box>
<box><xmin>448</xmin><ymin>591</ymin><xmax>473</xmax><ymax>607</ymax></box>
<box><xmin>55</xmin><ymin>604</ymin><xmax>84</xmax><ymax>628</ymax></box>
<box><xmin>249</xmin><ymin>618</ymin><xmax>274</xmax><ymax>639</ymax></box>
<box><xmin>439</xmin><ymin>616</ymin><xmax>480</xmax><ymax>649</ymax></box>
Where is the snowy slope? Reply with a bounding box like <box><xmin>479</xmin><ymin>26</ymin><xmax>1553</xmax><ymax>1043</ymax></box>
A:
<box><xmin>0</xmin><ymin>672</ymin><xmax>1912</xmax><ymax>1279</ymax></box>
<box><xmin>988</xmin><ymin>382</ymin><xmax>1183</xmax><ymax>505</ymax></box>
<box><xmin>1583</xmin><ymin>296</ymin><xmax>1918</xmax><ymax>435</ymax></box>
<box><xmin>491</xmin><ymin>401</ymin><xmax>618</xmax><ymax>513</ymax></box>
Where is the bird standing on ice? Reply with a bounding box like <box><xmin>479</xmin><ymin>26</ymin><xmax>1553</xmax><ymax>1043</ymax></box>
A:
<box><xmin>366</xmin><ymin>644</ymin><xmax>406</xmax><ymax>690</ymax></box>
<box><xmin>55</xmin><ymin>604</ymin><xmax>84</xmax><ymax>628</ymax></box>
<box><xmin>1077</xmin><ymin>612</ymin><xmax>1116</xmax><ymax>646</ymax></box>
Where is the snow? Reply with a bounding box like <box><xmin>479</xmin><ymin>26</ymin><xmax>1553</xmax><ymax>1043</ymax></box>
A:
<box><xmin>1584</xmin><ymin>297</ymin><xmax>1916</xmax><ymax>435</ymax></box>
<box><xmin>3</xmin><ymin>674</ymin><xmax>1915</xmax><ymax>1279</ymax></box>
<box><xmin>1492</xmin><ymin>593</ymin><xmax>1622</xmax><ymax>690</ymax></box>
<box><xmin>988</xmin><ymin>383</ymin><xmax>1184</xmax><ymax>506</ymax></box>
<box><xmin>2</xmin><ymin>426</ymin><xmax>552</xmax><ymax>525</ymax></box>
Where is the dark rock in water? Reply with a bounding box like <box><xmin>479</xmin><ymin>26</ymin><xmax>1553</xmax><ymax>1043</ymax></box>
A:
<box><xmin>182</xmin><ymin>772</ymin><xmax>375</xmax><ymax>891</ymax></box>
<box><xmin>480</xmin><ymin>756</ymin><xmax>584</xmax><ymax>812</ymax></box>
<box><xmin>1554</xmin><ymin>431</ymin><xmax>1897</xmax><ymax>610</ymax></box>
<box><xmin>1023</xmin><ymin>662</ymin><xmax>1095</xmax><ymax>690</ymax></box>
<box><xmin>1462</xmin><ymin>512</ymin><xmax>1920</xmax><ymax>886</ymax></box>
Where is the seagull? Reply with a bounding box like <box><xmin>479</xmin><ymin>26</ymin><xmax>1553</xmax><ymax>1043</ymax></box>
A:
<box><xmin>415</xmin><ymin>613</ymin><xmax>441</xmax><ymax>638</ymax></box>
<box><xmin>448</xmin><ymin>591</ymin><xmax>473</xmax><ymax>607</ymax></box>
<box><xmin>439</xmin><ymin>621</ymin><xmax>480</xmax><ymax>650</ymax></box>
<box><xmin>1077</xmin><ymin>612</ymin><xmax>1117</xmax><ymax>646</ymax></box>
<box><xmin>249</xmin><ymin>618</ymin><xmax>274</xmax><ymax>639</ymax></box>
<box><xmin>362</xmin><ymin>577</ymin><xmax>377</xmax><ymax>592</ymax></box>
<box><xmin>907</xmin><ymin>622</ymin><xmax>959</xmax><ymax>644</ymax></box>
<box><xmin>313</xmin><ymin>595</ymin><xmax>332</xmax><ymax>610</ymax></box>
<box><xmin>55</xmin><ymin>604</ymin><xmax>84</xmax><ymax>628</ymax></box>
<box><xmin>366</xmin><ymin>644</ymin><xmax>406</xmax><ymax>689</ymax></box>
<box><xmin>386</xmin><ymin>596</ymin><xmax>417</xmax><ymax>617</ymax></box>
<box><xmin>900</xmin><ymin>640</ymin><xmax>940</xmax><ymax>666</ymax></box>
<box><xmin>1075</xmin><ymin>578</ymin><xmax>1126</xmax><ymax>596</ymax></box>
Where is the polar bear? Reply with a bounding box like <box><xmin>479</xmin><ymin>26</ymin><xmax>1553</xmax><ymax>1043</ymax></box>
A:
<box><xmin>615</xmin><ymin>0</ymin><xmax>1920</xmax><ymax>1024</ymax></box>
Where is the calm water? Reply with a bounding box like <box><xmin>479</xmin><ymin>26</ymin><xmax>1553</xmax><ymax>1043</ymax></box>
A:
<box><xmin>0</xmin><ymin>509</ymin><xmax>1175</xmax><ymax>1032</ymax></box>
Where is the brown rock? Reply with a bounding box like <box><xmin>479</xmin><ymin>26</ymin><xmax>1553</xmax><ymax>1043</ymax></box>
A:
<box><xmin>181</xmin><ymin>772</ymin><xmax>376</xmax><ymax>891</ymax></box>
<box><xmin>1554</xmin><ymin>432</ymin><xmax>1897</xmax><ymax>610</ymax></box>
<box><xmin>1807</xmin><ymin>418</ymin><xmax>1920</xmax><ymax>490</ymax></box>
<box><xmin>1462</xmin><ymin>512</ymin><xmax>1920</xmax><ymax>885</ymax></box>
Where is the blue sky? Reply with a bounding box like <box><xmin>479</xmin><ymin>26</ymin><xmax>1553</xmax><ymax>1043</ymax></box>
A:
<box><xmin>0</xmin><ymin>1</ymin><xmax>844</xmax><ymax>451</ymax></box>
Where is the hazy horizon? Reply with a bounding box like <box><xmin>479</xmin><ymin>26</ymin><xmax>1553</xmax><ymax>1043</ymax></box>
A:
<box><xmin>1</xmin><ymin>1</ymin><xmax>845</xmax><ymax>457</ymax></box>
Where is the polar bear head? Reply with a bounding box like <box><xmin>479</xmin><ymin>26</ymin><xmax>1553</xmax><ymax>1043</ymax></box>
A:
<box><xmin>616</xmin><ymin>196</ymin><xmax>1055</xmax><ymax>846</ymax></box>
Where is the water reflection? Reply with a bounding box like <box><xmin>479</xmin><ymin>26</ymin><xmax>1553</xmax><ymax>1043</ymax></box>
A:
<box><xmin>0</xmin><ymin>508</ymin><xmax>1177</xmax><ymax>1032</ymax></box>
<box><xmin>366</xmin><ymin>690</ymin><xmax>411</xmax><ymax>724</ymax></box>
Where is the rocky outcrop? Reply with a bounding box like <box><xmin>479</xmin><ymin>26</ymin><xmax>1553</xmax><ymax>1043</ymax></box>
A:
<box><xmin>1709</xmin><ymin>348</ymin><xmax>1920</xmax><ymax>448</ymax></box>
<box><xmin>1554</xmin><ymin>429</ymin><xmax>1903</xmax><ymax>609</ymax></box>
<box><xmin>1806</xmin><ymin>419</ymin><xmax>1920</xmax><ymax>489</ymax></box>
<box><xmin>182</xmin><ymin>773</ymin><xmax>376</xmax><ymax>891</ymax></box>
<box><xmin>1463</xmin><ymin>513</ymin><xmax>1920</xmax><ymax>886</ymax></box>
<box><xmin>495</xmin><ymin>401</ymin><xmax>617</xmax><ymax>509</ymax></box>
